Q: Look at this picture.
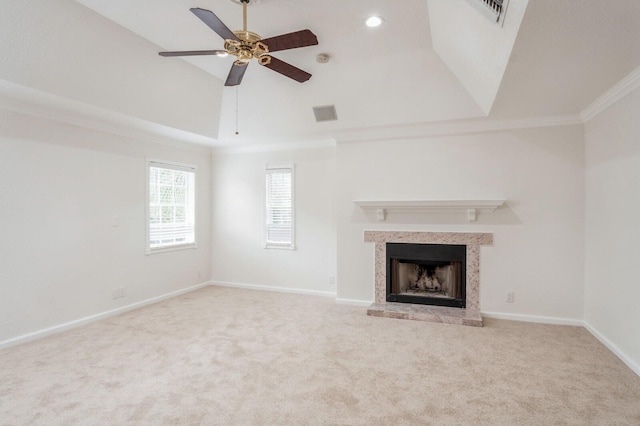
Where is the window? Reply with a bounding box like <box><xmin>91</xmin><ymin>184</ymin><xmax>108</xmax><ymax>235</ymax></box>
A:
<box><xmin>265</xmin><ymin>165</ymin><xmax>294</xmax><ymax>249</ymax></box>
<box><xmin>147</xmin><ymin>161</ymin><xmax>196</xmax><ymax>253</ymax></box>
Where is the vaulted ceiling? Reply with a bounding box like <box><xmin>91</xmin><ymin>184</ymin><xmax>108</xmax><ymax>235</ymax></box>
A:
<box><xmin>7</xmin><ymin>0</ymin><xmax>640</xmax><ymax>149</ymax></box>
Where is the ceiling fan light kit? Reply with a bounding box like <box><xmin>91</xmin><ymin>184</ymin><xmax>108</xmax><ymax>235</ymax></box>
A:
<box><xmin>158</xmin><ymin>0</ymin><xmax>318</xmax><ymax>86</ymax></box>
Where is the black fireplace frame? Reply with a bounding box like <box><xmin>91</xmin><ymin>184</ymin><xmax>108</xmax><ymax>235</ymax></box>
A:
<box><xmin>386</xmin><ymin>243</ymin><xmax>467</xmax><ymax>308</ymax></box>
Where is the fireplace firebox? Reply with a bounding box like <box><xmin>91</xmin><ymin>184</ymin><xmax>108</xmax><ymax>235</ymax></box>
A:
<box><xmin>386</xmin><ymin>243</ymin><xmax>466</xmax><ymax>308</ymax></box>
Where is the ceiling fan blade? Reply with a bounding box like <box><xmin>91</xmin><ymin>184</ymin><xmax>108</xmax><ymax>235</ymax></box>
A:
<box><xmin>159</xmin><ymin>50</ymin><xmax>228</xmax><ymax>57</ymax></box>
<box><xmin>260</xmin><ymin>56</ymin><xmax>312</xmax><ymax>83</ymax></box>
<box><xmin>225</xmin><ymin>62</ymin><xmax>249</xmax><ymax>86</ymax></box>
<box><xmin>190</xmin><ymin>8</ymin><xmax>239</xmax><ymax>41</ymax></box>
<box><xmin>261</xmin><ymin>30</ymin><xmax>318</xmax><ymax>53</ymax></box>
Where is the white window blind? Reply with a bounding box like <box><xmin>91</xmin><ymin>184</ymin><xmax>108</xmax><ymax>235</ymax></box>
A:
<box><xmin>265</xmin><ymin>165</ymin><xmax>294</xmax><ymax>249</ymax></box>
<box><xmin>148</xmin><ymin>161</ymin><xmax>196</xmax><ymax>252</ymax></box>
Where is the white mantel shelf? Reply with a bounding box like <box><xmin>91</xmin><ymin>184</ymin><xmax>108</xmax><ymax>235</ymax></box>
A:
<box><xmin>353</xmin><ymin>199</ymin><xmax>506</xmax><ymax>222</ymax></box>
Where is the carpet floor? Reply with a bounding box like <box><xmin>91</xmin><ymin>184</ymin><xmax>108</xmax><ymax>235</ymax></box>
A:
<box><xmin>1</xmin><ymin>286</ymin><xmax>639</xmax><ymax>425</ymax></box>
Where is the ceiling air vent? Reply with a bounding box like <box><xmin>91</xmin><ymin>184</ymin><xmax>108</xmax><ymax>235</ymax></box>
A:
<box><xmin>465</xmin><ymin>0</ymin><xmax>509</xmax><ymax>25</ymax></box>
<box><xmin>313</xmin><ymin>105</ymin><xmax>338</xmax><ymax>122</ymax></box>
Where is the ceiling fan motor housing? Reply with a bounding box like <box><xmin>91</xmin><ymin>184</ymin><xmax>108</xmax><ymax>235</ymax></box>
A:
<box><xmin>230</xmin><ymin>0</ymin><xmax>266</xmax><ymax>4</ymax></box>
<box><xmin>225</xmin><ymin>31</ymin><xmax>269</xmax><ymax>64</ymax></box>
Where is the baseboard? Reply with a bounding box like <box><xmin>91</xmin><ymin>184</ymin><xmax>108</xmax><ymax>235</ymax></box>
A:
<box><xmin>584</xmin><ymin>322</ymin><xmax>640</xmax><ymax>378</ymax></box>
<box><xmin>211</xmin><ymin>281</ymin><xmax>336</xmax><ymax>298</ymax></box>
<box><xmin>0</xmin><ymin>281</ymin><xmax>212</xmax><ymax>350</ymax></box>
<box><xmin>481</xmin><ymin>311</ymin><xmax>585</xmax><ymax>327</ymax></box>
<box><xmin>335</xmin><ymin>298</ymin><xmax>374</xmax><ymax>307</ymax></box>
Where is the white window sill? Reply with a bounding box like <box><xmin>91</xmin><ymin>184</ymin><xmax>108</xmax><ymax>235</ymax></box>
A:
<box><xmin>263</xmin><ymin>243</ymin><xmax>295</xmax><ymax>250</ymax></box>
<box><xmin>146</xmin><ymin>243</ymin><xmax>197</xmax><ymax>255</ymax></box>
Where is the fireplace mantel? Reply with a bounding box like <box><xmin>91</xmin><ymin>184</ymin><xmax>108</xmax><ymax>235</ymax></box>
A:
<box><xmin>354</xmin><ymin>199</ymin><xmax>505</xmax><ymax>222</ymax></box>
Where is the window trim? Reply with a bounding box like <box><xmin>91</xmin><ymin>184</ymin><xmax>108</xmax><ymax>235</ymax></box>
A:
<box><xmin>264</xmin><ymin>164</ymin><xmax>295</xmax><ymax>250</ymax></box>
<box><xmin>146</xmin><ymin>159</ymin><xmax>198</xmax><ymax>255</ymax></box>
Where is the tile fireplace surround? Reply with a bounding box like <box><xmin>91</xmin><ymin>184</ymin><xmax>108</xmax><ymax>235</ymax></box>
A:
<box><xmin>364</xmin><ymin>231</ymin><xmax>493</xmax><ymax>327</ymax></box>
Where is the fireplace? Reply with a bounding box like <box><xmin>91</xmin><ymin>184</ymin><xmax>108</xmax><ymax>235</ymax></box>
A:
<box><xmin>364</xmin><ymin>231</ymin><xmax>493</xmax><ymax>327</ymax></box>
<box><xmin>387</xmin><ymin>243</ymin><xmax>466</xmax><ymax>308</ymax></box>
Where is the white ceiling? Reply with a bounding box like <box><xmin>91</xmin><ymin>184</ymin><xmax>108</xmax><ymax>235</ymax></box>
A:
<box><xmin>71</xmin><ymin>0</ymin><xmax>640</xmax><ymax>148</ymax></box>
<box><xmin>490</xmin><ymin>0</ymin><xmax>640</xmax><ymax>119</ymax></box>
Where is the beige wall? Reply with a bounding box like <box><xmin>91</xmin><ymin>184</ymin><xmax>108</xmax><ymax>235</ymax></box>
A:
<box><xmin>335</xmin><ymin>125</ymin><xmax>586</xmax><ymax>322</ymax></box>
<box><xmin>585</xmin><ymin>86</ymin><xmax>640</xmax><ymax>374</ymax></box>
<box><xmin>211</xmin><ymin>147</ymin><xmax>336</xmax><ymax>295</ymax></box>
<box><xmin>0</xmin><ymin>109</ymin><xmax>212</xmax><ymax>344</ymax></box>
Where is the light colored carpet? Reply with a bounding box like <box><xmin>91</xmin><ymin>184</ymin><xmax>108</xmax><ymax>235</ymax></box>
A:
<box><xmin>1</xmin><ymin>286</ymin><xmax>639</xmax><ymax>425</ymax></box>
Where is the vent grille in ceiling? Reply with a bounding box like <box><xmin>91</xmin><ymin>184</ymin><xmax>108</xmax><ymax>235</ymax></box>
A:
<box><xmin>465</xmin><ymin>0</ymin><xmax>509</xmax><ymax>25</ymax></box>
<box><xmin>313</xmin><ymin>105</ymin><xmax>338</xmax><ymax>122</ymax></box>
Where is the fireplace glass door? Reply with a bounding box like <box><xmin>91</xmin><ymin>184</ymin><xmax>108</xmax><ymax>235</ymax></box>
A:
<box><xmin>386</xmin><ymin>243</ymin><xmax>466</xmax><ymax>308</ymax></box>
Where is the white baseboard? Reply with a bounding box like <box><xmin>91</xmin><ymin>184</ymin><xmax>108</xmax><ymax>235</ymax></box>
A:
<box><xmin>336</xmin><ymin>298</ymin><xmax>374</xmax><ymax>307</ymax></box>
<box><xmin>211</xmin><ymin>281</ymin><xmax>336</xmax><ymax>298</ymax></box>
<box><xmin>0</xmin><ymin>282</ymin><xmax>211</xmax><ymax>350</ymax></box>
<box><xmin>584</xmin><ymin>322</ymin><xmax>640</xmax><ymax>378</ymax></box>
<box><xmin>481</xmin><ymin>311</ymin><xmax>585</xmax><ymax>327</ymax></box>
<box><xmin>212</xmin><ymin>281</ymin><xmax>372</xmax><ymax>307</ymax></box>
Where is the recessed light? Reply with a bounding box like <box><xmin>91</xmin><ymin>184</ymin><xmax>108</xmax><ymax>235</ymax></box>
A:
<box><xmin>365</xmin><ymin>16</ymin><xmax>384</xmax><ymax>28</ymax></box>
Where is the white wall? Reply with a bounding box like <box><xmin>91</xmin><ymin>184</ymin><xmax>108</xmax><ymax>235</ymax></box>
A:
<box><xmin>584</xmin><ymin>86</ymin><xmax>640</xmax><ymax>373</ymax></box>
<box><xmin>336</xmin><ymin>125</ymin><xmax>586</xmax><ymax>321</ymax></box>
<box><xmin>0</xmin><ymin>109</ymin><xmax>212</xmax><ymax>344</ymax></box>
<box><xmin>211</xmin><ymin>147</ymin><xmax>336</xmax><ymax>295</ymax></box>
<box><xmin>0</xmin><ymin>0</ymin><xmax>222</xmax><ymax>138</ymax></box>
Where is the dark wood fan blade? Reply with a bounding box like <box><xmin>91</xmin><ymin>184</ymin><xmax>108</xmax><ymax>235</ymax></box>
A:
<box><xmin>159</xmin><ymin>50</ymin><xmax>227</xmax><ymax>57</ymax></box>
<box><xmin>261</xmin><ymin>30</ymin><xmax>318</xmax><ymax>53</ymax></box>
<box><xmin>225</xmin><ymin>62</ymin><xmax>249</xmax><ymax>86</ymax></box>
<box><xmin>190</xmin><ymin>8</ymin><xmax>239</xmax><ymax>41</ymax></box>
<box><xmin>260</xmin><ymin>56</ymin><xmax>311</xmax><ymax>83</ymax></box>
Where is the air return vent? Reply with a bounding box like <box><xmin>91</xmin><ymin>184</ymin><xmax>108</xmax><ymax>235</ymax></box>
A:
<box><xmin>313</xmin><ymin>105</ymin><xmax>338</xmax><ymax>122</ymax></box>
<box><xmin>465</xmin><ymin>0</ymin><xmax>509</xmax><ymax>25</ymax></box>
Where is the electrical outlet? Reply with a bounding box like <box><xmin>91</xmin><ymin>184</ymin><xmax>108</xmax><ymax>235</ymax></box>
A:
<box><xmin>112</xmin><ymin>287</ymin><xmax>126</xmax><ymax>300</ymax></box>
<box><xmin>506</xmin><ymin>291</ymin><xmax>515</xmax><ymax>303</ymax></box>
<box><xmin>197</xmin><ymin>270</ymin><xmax>203</xmax><ymax>280</ymax></box>
<box><xmin>329</xmin><ymin>275</ymin><xmax>336</xmax><ymax>287</ymax></box>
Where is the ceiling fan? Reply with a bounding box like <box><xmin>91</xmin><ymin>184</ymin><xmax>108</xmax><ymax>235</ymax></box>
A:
<box><xmin>159</xmin><ymin>0</ymin><xmax>318</xmax><ymax>86</ymax></box>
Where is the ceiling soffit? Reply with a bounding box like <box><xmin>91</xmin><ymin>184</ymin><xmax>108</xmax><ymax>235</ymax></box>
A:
<box><xmin>427</xmin><ymin>0</ymin><xmax>529</xmax><ymax>115</ymax></box>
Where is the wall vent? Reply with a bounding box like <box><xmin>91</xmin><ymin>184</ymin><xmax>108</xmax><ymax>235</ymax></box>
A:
<box><xmin>465</xmin><ymin>0</ymin><xmax>509</xmax><ymax>25</ymax></box>
<box><xmin>313</xmin><ymin>105</ymin><xmax>338</xmax><ymax>122</ymax></box>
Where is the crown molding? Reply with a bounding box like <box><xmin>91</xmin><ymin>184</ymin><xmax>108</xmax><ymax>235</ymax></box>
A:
<box><xmin>0</xmin><ymin>79</ymin><xmax>217</xmax><ymax>154</ymax></box>
<box><xmin>8</xmin><ymin>76</ymin><xmax>625</xmax><ymax>154</ymax></box>
<box><xmin>208</xmin><ymin>114</ymin><xmax>584</xmax><ymax>153</ymax></box>
<box><xmin>333</xmin><ymin>114</ymin><xmax>583</xmax><ymax>144</ymax></box>
<box><xmin>581</xmin><ymin>66</ymin><xmax>640</xmax><ymax>123</ymax></box>
<box><xmin>212</xmin><ymin>138</ymin><xmax>336</xmax><ymax>155</ymax></box>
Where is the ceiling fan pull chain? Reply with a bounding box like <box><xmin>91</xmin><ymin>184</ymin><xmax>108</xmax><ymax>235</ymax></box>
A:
<box><xmin>235</xmin><ymin>86</ymin><xmax>240</xmax><ymax>135</ymax></box>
